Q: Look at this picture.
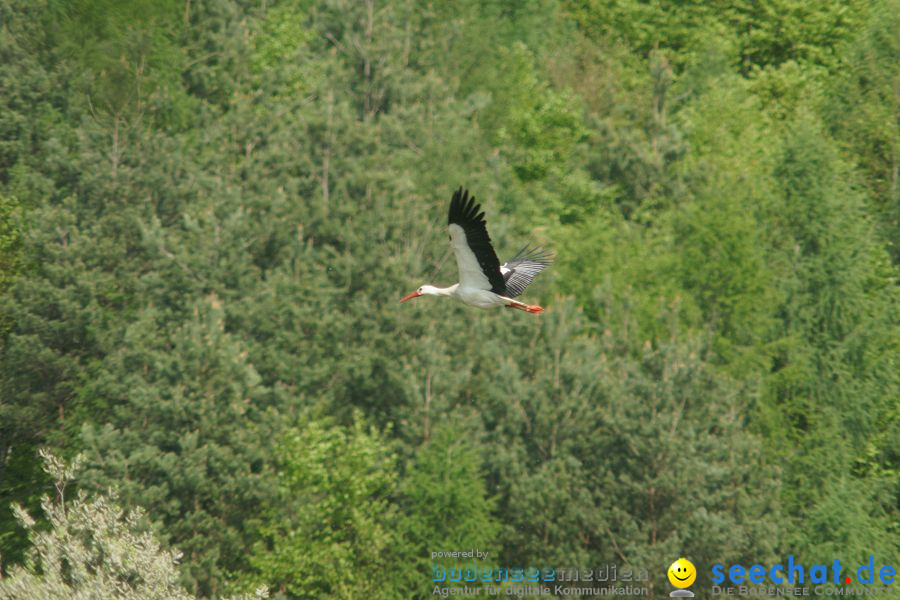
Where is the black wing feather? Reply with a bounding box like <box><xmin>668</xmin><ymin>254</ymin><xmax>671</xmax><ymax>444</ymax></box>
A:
<box><xmin>448</xmin><ymin>187</ymin><xmax>506</xmax><ymax>294</ymax></box>
<box><xmin>500</xmin><ymin>246</ymin><xmax>553</xmax><ymax>298</ymax></box>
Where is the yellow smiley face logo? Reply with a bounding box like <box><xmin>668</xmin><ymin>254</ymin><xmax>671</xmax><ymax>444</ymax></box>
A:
<box><xmin>668</xmin><ymin>558</ymin><xmax>696</xmax><ymax>588</ymax></box>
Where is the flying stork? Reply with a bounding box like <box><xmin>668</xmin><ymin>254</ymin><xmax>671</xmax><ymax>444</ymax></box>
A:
<box><xmin>400</xmin><ymin>187</ymin><xmax>552</xmax><ymax>313</ymax></box>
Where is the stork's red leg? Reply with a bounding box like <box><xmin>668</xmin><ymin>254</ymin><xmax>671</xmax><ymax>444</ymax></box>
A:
<box><xmin>505</xmin><ymin>300</ymin><xmax>544</xmax><ymax>314</ymax></box>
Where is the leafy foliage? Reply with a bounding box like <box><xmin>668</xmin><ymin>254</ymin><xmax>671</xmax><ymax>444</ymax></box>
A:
<box><xmin>0</xmin><ymin>0</ymin><xmax>896</xmax><ymax>598</ymax></box>
<box><xmin>0</xmin><ymin>450</ymin><xmax>267</xmax><ymax>600</ymax></box>
<box><xmin>249</xmin><ymin>417</ymin><xmax>402</xmax><ymax>599</ymax></box>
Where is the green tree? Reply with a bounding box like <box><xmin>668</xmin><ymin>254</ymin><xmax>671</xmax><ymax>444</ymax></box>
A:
<box><xmin>249</xmin><ymin>416</ymin><xmax>402</xmax><ymax>599</ymax></box>
<box><xmin>825</xmin><ymin>0</ymin><xmax>899</xmax><ymax>261</ymax></box>
<box><xmin>397</xmin><ymin>423</ymin><xmax>500</xmax><ymax>598</ymax></box>
<box><xmin>758</xmin><ymin>120</ymin><xmax>898</xmax><ymax>561</ymax></box>
<box><xmin>587</xmin><ymin>331</ymin><xmax>780</xmax><ymax>597</ymax></box>
<box><xmin>0</xmin><ymin>450</ymin><xmax>196</xmax><ymax>600</ymax></box>
<box><xmin>0</xmin><ymin>450</ymin><xmax>268</xmax><ymax>600</ymax></box>
<box><xmin>562</xmin><ymin>0</ymin><xmax>869</xmax><ymax>74</ymax></box>
<box><xmin>673</xmin><ymin>72</ymin><xmax>778</xmax><ymax>370</ymax></box>
<box><xmin>471</xmin><ymin>304</ymin><xmax>779</xmax><ymax>597</ymax></box>
<box><xmin>78</xmin><ymin>298</ymin><xmax>280</xmax><ymax>597</ymax></box>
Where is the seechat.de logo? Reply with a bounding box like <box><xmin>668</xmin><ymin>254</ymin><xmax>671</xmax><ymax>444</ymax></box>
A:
<box><xmin>711</xmin><ymin>556</ymin><xmax>895</xmax><ymax>586</ymax></box>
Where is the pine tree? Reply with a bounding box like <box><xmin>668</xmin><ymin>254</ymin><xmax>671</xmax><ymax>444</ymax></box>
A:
<box><xmin>825</xmin><ymin>0</ymin><xmax>899</xmax><ymax>261</ymax></box>
<box><xmin>78</xmin><ymin>298</ymin><xmax>280</xmax><ymax>597</ymax></box>
<box><xmin>398</xmin><ymin>422</ymin><xmax>500</xmax><ymax>598</ymax></box>
<box><xmin>759</xmin><ymin>120</ymin><xmax>898</xmax><ymax>561</ymax></box>
<box><xmin>472</xmin><ymin>303</ymin><xmax>779</xmax><ymax>596</ymax></box>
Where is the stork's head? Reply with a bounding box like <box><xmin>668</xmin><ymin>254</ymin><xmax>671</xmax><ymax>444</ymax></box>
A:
<box><xmin>400</xmin><ymin>285</ymin><xmax>439</xmax><ymax>302</ymax></box>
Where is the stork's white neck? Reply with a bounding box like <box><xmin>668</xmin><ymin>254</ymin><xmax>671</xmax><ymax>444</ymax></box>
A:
<box><xmin>422</xmin><ymin>284</ymin><xmax>458</xmax><ymax>297</ymax></box>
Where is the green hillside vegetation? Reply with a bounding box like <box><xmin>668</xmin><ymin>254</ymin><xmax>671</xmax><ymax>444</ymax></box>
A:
<box><xmin>0</xmin><ymin>0</ymin><xmax>896</xmax><ymax>598</ymax></box>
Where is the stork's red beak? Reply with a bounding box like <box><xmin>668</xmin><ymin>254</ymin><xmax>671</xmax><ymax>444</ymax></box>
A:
<box><xmin>400</xmin><ymin>291</ymin><xmax>422</xmax><ymax>303</ymax></box>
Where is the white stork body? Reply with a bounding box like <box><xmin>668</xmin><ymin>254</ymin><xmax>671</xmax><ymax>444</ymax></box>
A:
<box><xmin>401</xmin><ymin>188</ymin><xmax>552</xmax><ymax>313</ymax></box>
<box><xmin>417</xmin><ymin>283</ymin><xmax>505</xmax><ymax>309</ymax></box>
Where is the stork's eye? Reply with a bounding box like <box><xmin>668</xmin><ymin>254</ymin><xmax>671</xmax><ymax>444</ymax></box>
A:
<box><xmin>418</xmin><ymin>287</ymin><xmax>423</xmax><ymax>293</ymax></box>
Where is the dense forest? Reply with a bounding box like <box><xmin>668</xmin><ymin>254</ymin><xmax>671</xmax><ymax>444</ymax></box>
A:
<box><xmin>0</xmin><ymin>0</ymin><xmax>897</xmax><ymax>598</ymax></box>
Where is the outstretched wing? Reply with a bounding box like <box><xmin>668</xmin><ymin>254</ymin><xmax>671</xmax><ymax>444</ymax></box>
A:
<box><xmin>500</xmin><ymin>246</ymin><xmax>553</xmax><ymax>298</ymax></box>
<box><xmin>447</xmin><ymin>187</ymin><xmax>506</xmax><ymax>294</ymax></box>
